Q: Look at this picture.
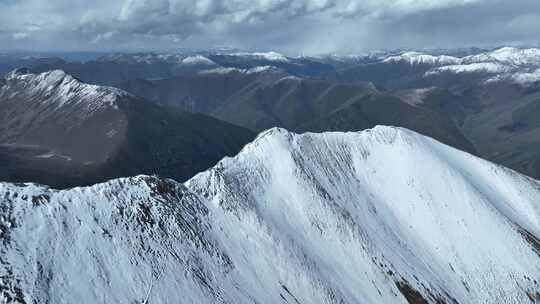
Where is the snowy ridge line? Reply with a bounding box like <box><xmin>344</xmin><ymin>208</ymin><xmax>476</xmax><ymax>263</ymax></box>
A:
<box><xmin>198</xmin><ymin>65</ymin><xmax>282</xmax><ymax>75</ymax></box>
<box><xmin>1</xmin><ymin>68</ymin><xmax>131</xmax><ymax>116</ymax></box>
<box><xmin>228</xmin><ymin>51</ymin><xmax>290</xmax><ymax>62</ymax></box>
<box><xmin>180</xmin><ymin>55</ymin><xmax>217</xmax><ymax>66</ymax></box>
<box><xmin>2</xmin><ymin>126</ymin><xmax>540</xmax><ymax>303</ymax></box>
<box><xmin>382</xmin><ymin>47</ymin><xmax>540</xmax><ymax>85</ymax></box>
<box><xmin>98</xmin><ymin>51</ymin><xmax>291</xmax><ymax>64</ymax></box>
<box><xmin>425</xmin><ymin>62</ymin><xmax>514</xmax><ymax>75</ymax></box>
<box><xmin>383</xmin><ymin>51</ymin><xmax>461</xmax><ymax>65</ymax></box>
<box><xmin>486</xmin><ymin>68</ymin><xmax>540</xmax><ymax>85</ymax></box>
<box><xmin>384</xmin><ymin>47</ymin><xmax>540</xmax><ymax>67</ymax></box>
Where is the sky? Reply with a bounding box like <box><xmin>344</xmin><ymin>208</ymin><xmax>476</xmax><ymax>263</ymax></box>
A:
<box><xmin>1</xmin><ymin>0</ymin><xmax>539</xmax><ymax>55</ymax></box>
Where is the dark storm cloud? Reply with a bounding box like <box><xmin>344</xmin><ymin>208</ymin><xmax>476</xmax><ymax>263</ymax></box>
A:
<box><xmin>0</xmin><ymin>0</ymin><xmax>538</xmax><ymax>53</ymax></box>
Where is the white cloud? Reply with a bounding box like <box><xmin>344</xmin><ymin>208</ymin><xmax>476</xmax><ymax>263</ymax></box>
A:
<box><xmin>12</xmin><ymin>32</ymin><xmax>29</xmax><ymax>40</ymax></box>
<box><xmin>0</xmin><ymin>0</ymin><xmax>538</xmax><ymax>53</ymax></box>
<box><xmin>92</xmin><ymin>31</ymin><xmax>116</xmax><ymax>43</ymax></box>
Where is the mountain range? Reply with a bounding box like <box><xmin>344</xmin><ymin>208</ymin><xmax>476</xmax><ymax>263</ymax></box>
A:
<box><xmin>3</xmin><ymin>46</ymin><xmax>540</xmax><ymax>303</ymax></box>
<box><xmin>112</xmin><ymin>46</ymin><xmax>540</xmax><ymax>180</ymax></box>
<box><xmin>117</xmin><ymin>69</ymin><xmax>476</xmax><ymax>155</ymax></box>
<box><xmin>2</xmin><ymin>127</ymin><xmax>540</xmax><ymax>303</ymax></box>
<box><xmin>3</xmin><ymin>47</ymin><xmax>540</xmax><ymax>182</ymax></box>
<box><xmin>0</xmin><ymin>68</ymin><xmax>254</xmax><ymax>188</ymax></box>
<box><xmin>3</xmin><ymin>47</ymin><xmax>540</xmax><ymax>181</ymax></box>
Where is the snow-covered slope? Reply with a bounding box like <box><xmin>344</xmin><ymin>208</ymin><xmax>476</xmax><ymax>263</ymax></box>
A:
<box><xmin>96</xmin><ymin>53</ymin><xmax>220</xmax><ymax>72</ymax></box>
<box><xmin>486</xmin><ymin>68</ymin><xmax>540</xmax><ymax>85</ymax></box>
<box><xmin>100</xmin><ymin>51</ymin><xmax>290</xmax><ymax>65</ymax></box>
<box><xmin>2</xmin><ymin>126</ymin><xmax>540</xmax><ymax>303</ymax></box>
<box><xmin>0</xmin><ymin>68</ymin><xmax>130</xmax><ymax>163</ymax></box>
<box><xmin>0</xmin><ymin>68</ymin><xmax>254</xmax><ymax>188</ymax></box>
<box><xmin>392</xmin><ymin>47</ymin><xmax>540</xmax><ymax>85</ymax></box>
<box><xmin>463</xmin><ymin>47</ymin><xmax>540</xmax><ymax>66</ymax></box>
<box><xmin>385</xmin><ymin>47</ymin><xmax>540</xmax><ymax>67</ymax></box>
<box><xmin>230</xmin><ymin>51</ymin><xmax>290</xmax><ymax>62</ymax></box>
<box><xmin>383</xmin><ymin>47</ymin><xmax>540</xmax><ymax>85</ymax></box>
<box><xmin>198</xmin><ymin>65</ymin><xmax>283</xmax><ymax>75</ymax></box>
<box><xmin>2</xmin><ymin>68</ymin><xmax>127</xmax><ymax>116</ymax></box>
<box><xmin>180</xmin><ymin>55</ymin><xmax>217</xmax><ymax>66</ymax></box>
<box><xmin>425</xmin><ymin>62</ymin><xmax>513</xmax><ymax>75</ymax></box>
<box><xmin>383</xmin><ymin>51</ymin><xmax>461</xmax><ymax>65</ymax></box>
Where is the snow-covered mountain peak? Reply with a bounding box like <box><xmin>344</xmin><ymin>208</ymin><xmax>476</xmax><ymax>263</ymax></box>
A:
<box><xmin>425</xmin><ymin>61</ymin><xmax>513</xmax><ymax>76</ymax></box>
<box><xmin>247</xmin><ymin>125</ymin><xmax>405</xmax><ymax>150</ymax></box>
<box><xmin>242</xmin><ymin>126</ymin><xmax>293</xmax><ymax>148</ymax></box>
<box><xmin>186</xmin><ymin>126</ymin><xmax>540</xmax><ymax>303</ymax></box>
<box><xmin>465</xmin><ymin>47</ymin><xmax>540</xmax><ymax>66</ymax></box>
<box><xmin>267</xmin><ymin>125</ymin><xmax>410</xmax><ymax>143</ymax></box>
<box><xmin>230</xmin><ymin>51</ymin><xmax>290</xmax><ymax>62</ymax></box>
<box><xmin>383</xmin><ymin>51</ymin><xmax>461</xmax><ymax>65</ymax></box>
<box><xmin>409</xmin><ymin>47</ymin><xmax>540</xmax><ymax>83</ymax></box>
<box><xmin>6</xmin><ymin>69</ymin><xmax>78</xmax><ymax>89</ymax></box>
<box><xmin>383</xmin><ymin>47</ymin><xmax>540</xmax><ymax>67</ymax></box>
<box><xmin>4</xmin><ymin>67</ymin><xmax>33</xmax><ymax>80</ymax></box>
<box><xmin>4</xmin><ymin>126</ymin><xmax>540</xmax><ymax>303</ymax></box>
<box><xmin>198</xmin><ymin>65</ymin><xmax>283</xmax><ymax>75</ymax></box>
<box><xmin>2</xmin><ymin>69</ymin><xmax>130</xmax><ymax>111</ymax></box>
<box><xmin>180</xmin><ymin>55</ymin><xmax>216</xmax><ymax>66</ymax></box>
<box><xmin>98</xmin><ymin>53</ymin><xmax>181</xmax><ymax>64</ymax></box>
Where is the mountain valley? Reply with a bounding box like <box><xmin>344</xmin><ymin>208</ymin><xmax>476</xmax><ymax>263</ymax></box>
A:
<box><xmin>2</xmin><ymin>47</ymin><xmax>540</xmax><ymax>303</ymax></box>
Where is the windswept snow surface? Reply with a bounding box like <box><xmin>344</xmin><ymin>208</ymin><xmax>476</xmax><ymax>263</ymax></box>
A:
<box><xmin>2</xmin><ymin>126</ymin><xmax>540</xmax><ymax>303</ymax></box>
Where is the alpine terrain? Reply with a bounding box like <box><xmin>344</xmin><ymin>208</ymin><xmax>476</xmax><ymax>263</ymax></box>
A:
<box><xmin>0</xmin><ymin>68</ymin><xmax>254</xmax><ymax>188</ymax></box>
<box><xmin>2</xmin><ymin>126</ymin><xmax>540</xmax><ymax>303</ymax></box>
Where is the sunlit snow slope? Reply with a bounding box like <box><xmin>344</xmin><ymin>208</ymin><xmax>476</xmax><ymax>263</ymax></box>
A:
<box><xmin>2</xmin><ymin>126</ymin><xmax>540</xmax><ymax>303</ymax></box>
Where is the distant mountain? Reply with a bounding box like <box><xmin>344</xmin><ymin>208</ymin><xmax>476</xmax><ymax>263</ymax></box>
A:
<box><xmin>21</xmin><ymin>51</ymin><xmax>335</xmax><ymax>86</ymax></box>
<box><xmin>321</xmin><ymin>47</ymin><xmax>540</xmax><ymax>179</ymax></box>
<box><xmin>207</xmin><ymin>52</ymin><xmax>336</xmax><ymax>77</ymax></box>
<box><xmin>118</xmin><ymin>66</ymin><xmax>286</xmax><ymax>113</ymax></box>
<box><xmin>298</xmin><ymin>90</ymin><xmax>475</xmax><ymax>154</ymax></box>
<box><xmin>211</xmin><ymin>77</ymin><xmax>378</xmax><ymax>131</ymax></box>
<box><xmin>8</xmin><ymin>47</ymin><xmax>540</xmax><ymax>89</ymax></box>
<box><xmin>2</xmin><ymin>127</ymin><xmax>540</xmax><ymax>303</ymax></box>
<box><xmin>29</xmin><ymin>57</ymin><xmax>183</xmax><ymax>86</ymax></box>
<box><xmin>331</xmin><ymin>47</ymin><xmax>540</xmax><ymax>89</ymax></box>
<box><xmin>6</xmin><ymin>47</ymin><xmax>540</xmax><ymax>180</ymax></box>
<box><xmin>0</xmin><ymin>55</ymin><xmax>66</xmax><ymax>77</ymax></box>
<box><xmin>0</xmin><ymin>69</ymin><xmax>254</xmax><ymax>188</ymax></box>
<box><xmin>400</xmin><ymin>49</ymin><xmax>540</xmax><ymax>179</ymax></box>
<box><xmin>453</xmin><ymin>81</ymin><xmax>540</xmax><ymax>179</ymax></box>
<box><xmin>383</xmin><ymin>51</ymin><xmax>462</xmax><ymax>66</ymax></box>
<box><xmin>119</xmin><ymin>73</ymin><xmax>476</xmax><ymax>154</ymax></box>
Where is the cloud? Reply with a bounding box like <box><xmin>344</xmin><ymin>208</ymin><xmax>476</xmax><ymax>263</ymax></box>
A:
<box><xmin>91</xmin><ymin>0</ymin><xmax>337</xmax><ymax>37</ymax></box>
<box><xmin>0</xmin><ymin>0</ymin><xmax>539</xmax><ymax>53</ymax></box>
<box><xmin>12</xmin><ymin>33</ymin><xmax>29</xmax><ymax>40</ymax></box>
<box><xmin>337</xmin><ymin>0</ymin><xmax>481</xmax><ymax>18</ymax></box>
